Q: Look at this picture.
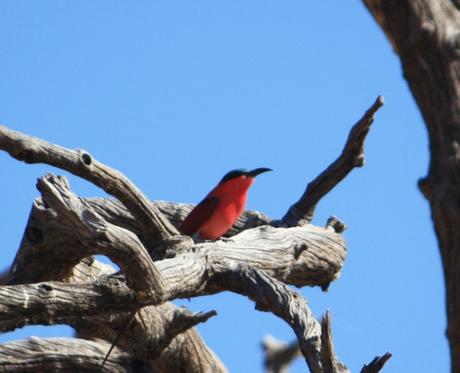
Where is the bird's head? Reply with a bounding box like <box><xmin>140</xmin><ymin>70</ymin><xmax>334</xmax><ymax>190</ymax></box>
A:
<box><xmin>217</xmin><ymin>167</ymin><xmax>272</xmax><ymax>194</ymax></box>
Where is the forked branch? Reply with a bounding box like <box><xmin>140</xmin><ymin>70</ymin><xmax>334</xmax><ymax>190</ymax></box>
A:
<box><xmin>0</xmin><ymin>124</ymin><xmax>178</xmax><ymax>245</ymax></box>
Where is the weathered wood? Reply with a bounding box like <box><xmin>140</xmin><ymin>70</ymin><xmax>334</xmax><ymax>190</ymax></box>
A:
<box><xmin>262</xmin><ymin>336</ymin><xmax>300</xmax><ymax>373</ymax></box>
<box><xmin>216</xmin><ymin>264</ymin><xmax>324</xmax><ymax>373</ymax></box>
<box><xmin>0</xmin><ymin>337</ymin><xmax>130</xmax><ymax>372</ymax></box>
<box><xmin>4</xmin><ymin>174</ymin><xmax>347</xmax><ymax>371</ymax></box>
<box><xmin>0</xmin><ymin>124</ymin><xmax>178</xmax><ymax>245</ymax></box>
<box><xmin>363</xmin><ymin>1</ymin><xmax>460</xmax><ymax>371</ymax></box>
<box><xmin>11</xmin><ymin>180</ymin><xmax>347</xmax><ymax>290</ymax></box>
<box><xmin>33</xmin><ymin>173</ymin><xmax>165</xmax><ymax>300</ymax></box>
<box><xmin>0</xmin><ymin>99</ymin><xmax>387</xmax><ymax>371</ymax></box>
<box><xmin>283</xmin><ymin>96</ymin><xmax>384</xmax><ymax>225</ymax></box>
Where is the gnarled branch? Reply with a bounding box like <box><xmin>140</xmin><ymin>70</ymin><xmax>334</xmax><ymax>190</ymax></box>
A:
<box><xmin>0</xmin><ymin>337</ymin><xmax>130</xmax><ymax>373</ymax></box>
<box><xmin>0</xmin><ymin>124</ymin><xmax>178</xmax><ymax>244</ymax></box>
<box><xmin>33</xmin><ymin>173</ymin><xmax>165</xmax><ymax>299</ymax></box>
<box><xmin>283</xmin><ymin>96</ymin><xmax>384</xmax><ymax>225</ymax></box>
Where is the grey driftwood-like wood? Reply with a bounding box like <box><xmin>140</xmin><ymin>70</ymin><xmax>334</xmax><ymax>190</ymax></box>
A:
<box><xmin>10</xmin><ymin>175</ymin><xmax>347</xmax><ymax>289</ymax></box>
<box><xmin>0</xmin><ymin>97</ymin><xmax>390</xmax><ymax>373</ymax></box>
<box><xmin>262</xmin><ymin>335</ymin><xmax>300</xmax><ymax>373</ymax></box>
<box><xmin>320</xmin><ymin>312</ymin><xmax>350</xmax><ymax>373</ymax></box>
<box><xmin>0</xmin><ymin>124</ymin><xmax>178</xmax><ymax>246</ymax></box>
<box><xmin>0</xmin><ymin>337</ymin><xmax>131</xmax><ymax>372</ymax></box>
<box><xmin>35</xmin><ymin>173</ymin><xmax>165</xmax><ymax>300</ymax></box>
<box><xmin>6</xmin><ymin>174</ymin><xmax>343</xmax><ymax>371</ymax></box>
<box><xmin>362</xmin><ymin>1</ymin><xmax>460</xmax><ymax>371</ymax></box>
<box><xmin>282</xmin><ymin>96</ymin><xmax>384</xmax><ymax>226</ymax></box>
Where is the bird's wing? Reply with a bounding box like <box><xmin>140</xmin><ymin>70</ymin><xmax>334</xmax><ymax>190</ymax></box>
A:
<box><xmin>180</xmin><ymin>196</ymin><xmax>220</xmax><ymax>236</ymax></box>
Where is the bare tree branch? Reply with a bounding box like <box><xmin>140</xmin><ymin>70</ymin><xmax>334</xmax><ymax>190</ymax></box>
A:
<box><xmin>0</xmin><ymin>337</ymin><xmax>130</xmax><ymax>372</ymax></box>
<box><xmin>213</xmin><ymin>263</ymin><xmax>322</xmax><ymax>372</ymax></box>
<box><xmin>361</xmin><ymin>353</ymin><xmax>393</xmax><ymax>373</ymax></box>
<box><xmin>150</xmin><ymin>325</ymin><xmax>228</xmax><ymax>373</ymax></box>
<box><xmin>363</xmin><ymin>0</ymin><xmax>460</xmax><ymax>370</ymax></box>
<box><xmin>262</xmin><ymin>335</ymin><xmax>300</xmax><ymax>373</ymax></box>
<box><xmin>0</xmin><ymin>111</ymin><xmax>388</xmax><ymax>372</ymax></box>
<box><xmin>283</xmin><ymin>96</ymin><xmax>384</xmax><ymax>226</ymax></box>
<box><xmin>320</xmin><ymin>312</ymin><xmax>350</xmax><ymax>373</ymax></box>
<box><xmin>0</xmin><ymin>124</ymin><xmax>178</xmax><ymax>245</ymax></box>
<box><xmin>34</xmin><ymin>173</ymin><xmax>165</xmax><ymax>299</ymax></box>
<box><xmin>69</xmin><ymin>258</ymin><xmax>227</xmax><ymax>373</ymax></box>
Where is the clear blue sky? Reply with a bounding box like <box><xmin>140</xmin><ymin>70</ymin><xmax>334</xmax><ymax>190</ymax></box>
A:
<box><xmin>0</xmin><ymin>1</ymin><xmax>447</xmax><ymax>372</ymax></box>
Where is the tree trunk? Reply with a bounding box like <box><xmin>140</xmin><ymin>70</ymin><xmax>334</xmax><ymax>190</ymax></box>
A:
<box><xmin>363</xmin><ymin>1</ymin><xmax>460</xmax><ymax>371</ymax></box>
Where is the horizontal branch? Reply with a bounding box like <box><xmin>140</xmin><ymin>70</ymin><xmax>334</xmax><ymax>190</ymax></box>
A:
<box><xmin>0</xmin><ymin>337</ymin><xmax>130</xmax><ymax>372</ymax></box>
<box><xmin>0</xmin><ymin>124</ymin><xmax>177</xmax><ymax>244</ymax></box>
<box><xmin>10</xmin><ymin>174</ymin><xmax>346</xmax><ymax>290</ymax></box>
<box><xmin>262</xmin><ymin>335</ymin><xmax>300</xmax><ymax>373</ymax></box>
<box><xmin>283</xmin><ymin>96</ymin><xmax>384</xmax><ymax>225</ymax></box>
<box><xmin>0</xmin><ymin>258</ymin><xmax>353</xmax><ymax>372</ymax></box>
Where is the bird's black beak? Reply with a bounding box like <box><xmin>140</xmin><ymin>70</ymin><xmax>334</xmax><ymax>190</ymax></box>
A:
<box><xmin>247</xmin><ymin>167</ymin><xmax>272</xmax><ymax>177</ymax></box>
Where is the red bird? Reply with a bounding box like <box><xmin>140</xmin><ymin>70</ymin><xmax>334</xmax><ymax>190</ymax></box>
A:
<box><xmin>181</xmin><ymin>168</ymin><xmax>272</xmax><ymax>240</ymax></box>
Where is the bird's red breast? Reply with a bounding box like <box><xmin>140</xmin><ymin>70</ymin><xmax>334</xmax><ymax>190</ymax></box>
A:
<box><xmin>181</xmin><ymin>175</ymin><xmax>253</xmax><ymax>240</ymax></box>
<box><xmin>181</xmin><ymin>168</ymin><xmax>271</xmax><ymax>240</ymax></box>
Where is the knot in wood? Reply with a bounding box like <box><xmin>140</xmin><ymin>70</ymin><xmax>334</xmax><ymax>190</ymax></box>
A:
<box><xmin>77</xmin><ymin>149</ymin><xmax>93</xmax><ymax>167</ymax></box>
<box><xmin>325</xmin><ymin>216</ymin><xmax>346</xmax><ymax>233</ymax></box>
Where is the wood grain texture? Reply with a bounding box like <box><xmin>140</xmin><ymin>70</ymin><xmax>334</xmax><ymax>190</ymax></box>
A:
<box><xmin>34</xmin><ymin>173</ymin><xmax>165</xmax><ymax>300</ymax></box>
<box><xmin>363</xmin><ymin>1</ymin><xmax>460</xmax><ymax>371</ymax></box>
<box><xmin>0</xmin><ymin>337</ymin><xmax>130</xmax><ymax>372</ymax></box>
<box><xmin>0</xmin><ymin>124</ymin><xmax>178</xmax><ymax>245</ymax></box>
<box><xmin>0</xmin><ymin>111</ymin><xmax>388</xmax><ymax>371</ymax></box>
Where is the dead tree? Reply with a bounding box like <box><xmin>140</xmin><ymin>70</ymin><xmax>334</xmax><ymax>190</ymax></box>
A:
<box><xmin>362</xmin><ymin>2</ymin><xmax>460</xmax><ymax>372</ymax></box>
<box><xmin>0</xmin><ymin>96</ymin><xmax>390</xmax><ymax>372</ymax></box>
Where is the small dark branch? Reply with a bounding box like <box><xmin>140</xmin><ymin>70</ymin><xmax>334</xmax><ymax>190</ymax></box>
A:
<box><xmin>320</xmin><ymin>312</ymin><xmax>350</xmax><ymax>373</ymax></box>
<box><xmin>283</xmin><ymin>96</ymin><xmax>384</xmax><ymax>226</ymax></box>
<box><xmin>360</xmin><ymin>352</ymin><xmax>392</xmax><ymax>373</ymax></box>
<box><xmin>0</xmin><ymin>337</ymin><xmax>130</xmax><ymax>372</ymax></box>
<box><xmin>0</xmin><ymin>125</ymin><xmax>177</xmax><ymax>244</ymax></box>
<box><xmin>325</xmin><ymin>216</ymin><xmax>347</xmax><ymax>234</ymax></box>
<box><xmin>262</xmin><ymin>335</ymin><xmax>300</xmax><ymax>373</ymax></box>
<box><xmin>34</xmin><ymin>173</ymin><xmax>165</xmax><ymax>299</ymax></box>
